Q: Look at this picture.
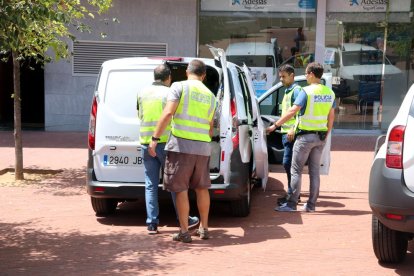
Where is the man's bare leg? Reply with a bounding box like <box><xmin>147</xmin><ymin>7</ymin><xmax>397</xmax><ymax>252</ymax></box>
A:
<box><xmin>195</xmin><ymin>188</ymin><xmax>210</xmax><ymax>229</ymax></box>
<box><xmin>176</xmin><ymin>190</ymin><xmax>189</xmax><ymax>232</ymax></box>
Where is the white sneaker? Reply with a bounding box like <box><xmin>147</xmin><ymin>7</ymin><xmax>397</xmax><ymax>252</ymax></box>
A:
<box><xmin>301</xmin><ymin>203</ymin><xmax>315</xmax><ymax>212</ymax></box>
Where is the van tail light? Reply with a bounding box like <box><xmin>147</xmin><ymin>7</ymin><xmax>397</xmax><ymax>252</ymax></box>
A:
<box><xmin>88</xmin><ymin>96</ymin><xmax>98</xmax><ymax>150</ymax></box>
<box><xmin>231</xmin><ymin>99</ymin><xmax>239</xmax><ymax>149</ymax></box>
<box><xmin>385</xmin><ymin>125</ymin><xmax>405</xmax><ymax>169</ymax></box>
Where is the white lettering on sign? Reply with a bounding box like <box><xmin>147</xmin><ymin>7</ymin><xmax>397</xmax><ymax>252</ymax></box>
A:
<box><xmin>314</xmin><ymin>95</ymin><xmax>333</xmax><ymax>103</ymax></box>
<box><xmin>191</xmin><ymin>92</ymin><xmax>211</xmax><ymax>104</ymax></box>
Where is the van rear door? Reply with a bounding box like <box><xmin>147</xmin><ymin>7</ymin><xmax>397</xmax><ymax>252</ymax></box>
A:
<box><xmin>209</xmin><ymin>47</ymin><xmax>233</xmax><ymax>184</ymax></box>
<box><xmin>93</xmin><ymin>66</ymin><xmax>156</xmax><ymax>182</ymax></box>
<box><xmin>242</xmin><ymin>65</ymin><xmax>269</xmax><ymax>189</ymax></box>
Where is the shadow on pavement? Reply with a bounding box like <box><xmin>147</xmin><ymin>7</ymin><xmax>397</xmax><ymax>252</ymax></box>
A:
<box><xmin>0</xmin><ymin>221</ymin><xmax>196</xmax><ymax>275</ymax></box>
<box><xmin>33</xmin><ymin>168</ymin><xmax>86</xmax><ymax>196</ymax></box>
<box><xmin>95</xmin><ymin>184</ymin><xmax>298</xmax><ymax>248</ymax></box>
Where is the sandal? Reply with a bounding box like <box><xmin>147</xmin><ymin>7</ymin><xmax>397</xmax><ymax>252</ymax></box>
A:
<box><xmin>172</xmin><ymin>231</ymin><xmax>192</xmax><ymax>243</ymax></box>
<box><xmin>196</xmin><ymin>228</ymin><xmax>210</xmax><ymax>240</ymax></box>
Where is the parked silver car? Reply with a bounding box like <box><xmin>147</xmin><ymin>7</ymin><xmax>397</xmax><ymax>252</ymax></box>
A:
<box><xmin>369</xmin><ymin>83</ymin><xmax>414</xmax><ymax>263</ymax></box>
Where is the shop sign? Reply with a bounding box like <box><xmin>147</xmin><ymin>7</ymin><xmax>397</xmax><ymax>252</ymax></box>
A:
<box><xmin>201</xmin><ymin>0</ymin><xmax>316</xmax><ymax>12</ymax></box>
<box><xmin>328</xmin><ymin>0</ymin><xmax>410</xmax><ymax>12</ymax></box>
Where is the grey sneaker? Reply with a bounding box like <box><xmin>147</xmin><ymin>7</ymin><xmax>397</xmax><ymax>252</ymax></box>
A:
<box><xmin>196</xmin><ymin>228</ymin><xmax>210</xmax><ymax>240</ymax></box>
<box><xmin>188</xmin><ymin>216</ymin><xmax>200</xmax><ymax>230</ymax></box>
<box><xmin>172</xmin><ymin>231</ymin><xmax>192</xmax><ymax>243</ymax></box>
<box><xmin>300</xmin><ymin>203</ymin><xmax>315</xmax><ymax>212</ymax></box>
<box><xmin>274</xmin><ymin>203</ymin><xmax>297</xmax><ymax>212</ymax></box>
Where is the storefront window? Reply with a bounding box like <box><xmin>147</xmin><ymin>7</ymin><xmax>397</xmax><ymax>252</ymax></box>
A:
<box><xmin>325</xmin><ymin>0</ymin><xmax>413</xmax><ymax>130</ymax></box>
<box><xmin>199</xmin><ymin>0</ymin><xmax>317</xmax><ymax>98</ymax></box>
<box><xmin>199</xmin><ymin>0</ymin><xmax>414</xmax><ymax>131</ymax></box>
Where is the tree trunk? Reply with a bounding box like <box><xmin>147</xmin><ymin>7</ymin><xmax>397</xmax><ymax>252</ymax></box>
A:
<box><xmin>12</xmin><ymin>50</ymin><xmax>24</xmax><ymax>180</ymax></box>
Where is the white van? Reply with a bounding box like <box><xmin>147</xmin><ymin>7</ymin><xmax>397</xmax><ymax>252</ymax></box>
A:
<box><xmin>226</xmin><ymin>42</ymin><xmax>278</xmax><ymax>98</ymax></box>
<box><xmin>86</xmin><ymin>48</ymin><xmax>269</xmax><ymax>217</ymax></box>
<box><xmin>324</xmin><ymin>43</ymin><xmax>401</xmax><ymax>94</ymax></box>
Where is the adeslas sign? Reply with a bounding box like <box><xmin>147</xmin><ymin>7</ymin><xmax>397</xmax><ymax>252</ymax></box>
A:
<box><xmin>232</xmin><ymin>0</ymin><xmax>268</xmax><ymax>5</ymax></box>
<box><xmin>201</xmin><ymin>0</ymin><xmax>316</xmax><ymax>12</ymax></box>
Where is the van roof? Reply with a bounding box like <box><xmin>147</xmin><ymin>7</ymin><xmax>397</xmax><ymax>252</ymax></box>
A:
<box><xmin>226</xmin><ymin>42</ymin><xmax>274</xmax><ymax>56</ymax></box>
<box><xmin>101</xmin><ymin>57</ymin><xmax>216</xmax><ymax>70</ymax></box>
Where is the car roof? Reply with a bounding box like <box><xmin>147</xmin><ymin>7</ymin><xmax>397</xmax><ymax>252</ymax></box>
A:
<box><xmin>341</xmin><ymin>43</ymin><xmax>377</xmax><ymax>52</ymax></box>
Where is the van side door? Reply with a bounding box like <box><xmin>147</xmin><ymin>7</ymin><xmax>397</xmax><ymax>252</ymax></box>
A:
<box><xmin>242</xmin><ymin>64</ymin><xmax>269</xmax><ymax>189</ymax></box>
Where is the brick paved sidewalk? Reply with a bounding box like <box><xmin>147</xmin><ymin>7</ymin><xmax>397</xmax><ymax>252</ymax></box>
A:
<box><xmin>0</xmin><ymin>131</ymin><xmax>413</xmax><ymax>275</ymax></box>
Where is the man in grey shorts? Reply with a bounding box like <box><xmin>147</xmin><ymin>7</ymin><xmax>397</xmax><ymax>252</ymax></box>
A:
<box><xmin>149</xmin><ymin>59</ymin><xmax>216</xmax><ymax>243</ymax></box>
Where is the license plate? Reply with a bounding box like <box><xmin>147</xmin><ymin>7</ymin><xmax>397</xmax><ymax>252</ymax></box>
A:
<box><xmin>103</xmin><ymin>154</ymin><xmax>143</xmax><ymax>166</ymax></box>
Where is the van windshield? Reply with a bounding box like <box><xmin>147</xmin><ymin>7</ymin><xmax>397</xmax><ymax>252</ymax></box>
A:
<box><xmin>342</xmin><ymin>50</ymin><xmax>391</xmax><ymax>66</ymax></box>
<box><xmin>227</xmin><ymin>55</ymin><xmax>275</xmax><ymax>68</ymax></box>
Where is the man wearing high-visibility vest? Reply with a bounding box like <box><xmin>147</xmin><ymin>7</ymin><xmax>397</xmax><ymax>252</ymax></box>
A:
<box><xmin>268</xmin><ymin>62</ymin><xmax>335</xmax><ymax>212</ymax></box>
<box><xmin>149</xmin><ymin>60</ymin><xmax>216</xmax><ymax>243</ymax></box>
<box><xmin>267</xmin><ymin>64</ymin><xmax>304</xmax><ymax>206</ymax></box>
<box><xmin>137</xmin><ymin>64</ymin><xmax>199</xmax><ymax>234</ymax></box>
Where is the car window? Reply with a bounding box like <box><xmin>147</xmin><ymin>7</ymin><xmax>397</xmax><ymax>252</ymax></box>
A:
<box><xmin>259</xmin><ymin>87</ymin><xmax>282</xmax><ymax>116</ymax></box>
<box><xmin>342</xmin><ymin>51</ymin><xmax>391</xmax><ymax>66</ymax></box>
<box><xmin>259</xmin><ymin>80</ymin><xmax>307</xmax><ymax>116</ymax></box>
<box><xmin>410</xmin><ymin>92</ymin><xmax>414</xmax><ymax>117</ymax></box>
<box><xmin>259</xmin><ymin>79</ymin><xmax>326</xmax><ymax>116</ymax></box>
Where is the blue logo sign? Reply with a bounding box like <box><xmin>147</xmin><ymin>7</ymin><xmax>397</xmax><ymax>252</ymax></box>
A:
<box><xmin>298</xmin><ymin>0</ymin><xmax>316</xmax><ymax>9</ymax></box>
<box><xmin>232</xmin><ymin>0</ymin><xmax>241</xmax><ymax>5</ymax></box>
<box><xmin>349</xmin><ymin>0</ymin><xmax>359</xmax><ymax>6</ymax></box>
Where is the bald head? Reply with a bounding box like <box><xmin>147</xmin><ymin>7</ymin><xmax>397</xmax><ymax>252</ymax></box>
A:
<box><xmin>186</xmin><ymin>59</ymin><xmax>206</xmax><ymax>77</ymax></box>
<box><xmin>154</xmin><ymin>64</ymin><xmax>171</xmax><ymax>82</ymax></box>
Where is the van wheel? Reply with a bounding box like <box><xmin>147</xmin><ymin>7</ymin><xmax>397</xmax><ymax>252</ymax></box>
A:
<box><xmin>372</xmin><ymin>215</ymin><xmax>408</xmax><ymax>263</ymax></box>
<box><xmin>91</xmin><ymin>197</ymin><xmax>118</xmax><ymax>216</ymax></box>
<box><xmin>230</xmin><ymin>178</ymin><xmax>251</xmax><ymax>217</ymax></box>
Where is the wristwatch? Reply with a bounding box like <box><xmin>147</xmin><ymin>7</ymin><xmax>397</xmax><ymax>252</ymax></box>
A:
<box><xmin>151</xmin><ymin>136</ymin><xmax>160</xmax><ymax>142</ymax></box>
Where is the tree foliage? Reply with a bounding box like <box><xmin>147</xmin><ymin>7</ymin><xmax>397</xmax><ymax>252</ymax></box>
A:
<box><xmin>0</xmin><ymin>0</ymin><xmax>112</xmax><ymax>61</ymax></box>
<box><xmin>0</xmin><ymin>0</ymin><xmax>113</xmax><ymax>180</ymax></box>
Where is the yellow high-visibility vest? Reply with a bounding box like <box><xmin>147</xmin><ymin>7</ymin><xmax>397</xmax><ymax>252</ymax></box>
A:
<box><xmin>280</xmin><ymin>84</ymin><xmax>300</xmax><ymax>133</ymax></box>
<box><xmin>298</xmin><ymin>84</ymin><xmax>335</xmax><ymax>131</ymax></box>
<box><xmin>137</xmin><ymin>84</ymin><xmax>171</xmax><ymax>144</ymax></box>
<box><xmin>172</xmin><ymin>80</ymin><xmax>216</xmax><ymax>142</ymax></box>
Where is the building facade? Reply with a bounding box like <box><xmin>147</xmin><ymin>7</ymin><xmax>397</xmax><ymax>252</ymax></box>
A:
<box><xmin>41</xmin><ymin>0</ymin><xmax>413</xmax><ymax>132</ymax></box>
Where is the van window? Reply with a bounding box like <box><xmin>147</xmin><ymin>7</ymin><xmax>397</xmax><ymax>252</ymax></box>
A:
<box><xmin>228</xmin><ymin>55</ymin><xmax>275</xmax><ymax>68</ymax></box>
<box><xmin>168</xmin><ymin>62</ymin><xmax>220</xmax><ymax>96</ymax></box>
<box><xmin>105</xmin><ymin>70</ymin><xmax>153</xmax><ymax>118</ymax></box>
<box><xmin>238</xmin><ymin>69</ymin><xmax>253</xmax><ymax>123</ymax></box>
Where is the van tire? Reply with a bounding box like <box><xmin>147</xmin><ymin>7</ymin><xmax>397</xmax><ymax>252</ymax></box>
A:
<box><xmin>372</xmin><ymin>215</ymin><xmax>407</xmax><ymax>263</ymax></box>
<box><xmin>91</xmin><ymin>197</ymin><xmax>118</xmax><ymax>216</ymax></box>
<box><xmin>230</xmin><ymin>180</ymin><xmax>251</xmax><ymax>217</ymax></box>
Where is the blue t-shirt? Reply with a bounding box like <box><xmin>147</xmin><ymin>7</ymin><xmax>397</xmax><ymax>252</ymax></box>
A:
<box><xmin>293</xmin><ymin>85</ymin><xmax>336</xmax><ymax>115</ymax></box>
<box><xmin>286</xmin><ymin>83</ymin><xmax>302</xmax><ymax>105</ymax></box>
